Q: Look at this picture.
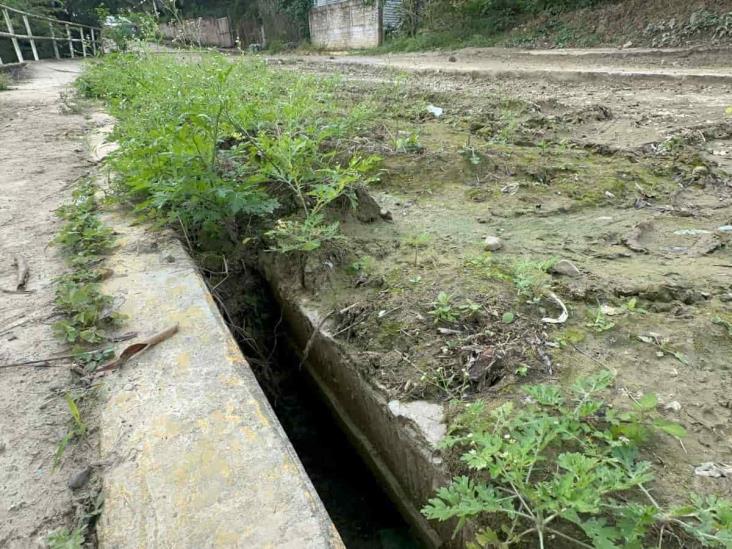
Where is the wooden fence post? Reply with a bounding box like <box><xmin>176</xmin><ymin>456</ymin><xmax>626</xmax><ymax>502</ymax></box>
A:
<box><xmin>79</xmin><ymin>25</ymin><xmax>86</xmax><ymax>57</ymax></box>
<box><xmin>65</xmin><ymin>23</ymin><xmax>74</xmax><ymax>58</ymax></box>
<box><xmin>49</xmin><ymin>22</ymin><xmax>61</xmax><ymax>59</ymax></box>
<box><xmin>22</xmin><ymin>14</ymin><xmax>39</xmax><ymax>61</ymax></box>
<box><xmin>90</xmin><ymin>27</ymin><xmax>97</xmax><ymax>55</ymax></box>
<box><xmin>3</xmin><ymin>8</ymin><xmax>24</xmax><ymax>62</ymax></box>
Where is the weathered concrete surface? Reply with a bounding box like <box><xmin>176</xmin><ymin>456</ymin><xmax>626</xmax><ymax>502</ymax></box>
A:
<box><xmin>89</xmin><ymin>119</ymin><xmax>343</xmax><ymax>548</ymax></box>
<box><xmin>261</xmin><ymin>257</ymin><xmax>454</xmax><ymax>548</ymax></box>
<box><xmin>309</xmin><ymin>0</ymin><xmax>382</xmax><ymax>50</ymax></box>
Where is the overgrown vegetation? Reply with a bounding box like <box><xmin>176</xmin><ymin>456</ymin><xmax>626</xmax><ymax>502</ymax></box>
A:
<box><xmin>77</xmin><ymin>52</ymin><xmax>380</xmax><ymax>282</ymax></box>
<box><xmin>0</xmin><ymin>73</ymin><xmax>10</xmax><ymax>91</ymax></box>
<box><xmin>423</xmin><ymin>371</ymin><xmax>732</xmax><ymax>548</ymax></box>
<box><xmin>53</xmin><ymin>178</ymin><xmax>121</xmax><ymax>345</ymax></box>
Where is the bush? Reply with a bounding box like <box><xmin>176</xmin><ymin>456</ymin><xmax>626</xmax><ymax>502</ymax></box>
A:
<box><xmin>77</xmin><ymin>51</ymin><xmax>380</xmax><ymax>266</ymax></box>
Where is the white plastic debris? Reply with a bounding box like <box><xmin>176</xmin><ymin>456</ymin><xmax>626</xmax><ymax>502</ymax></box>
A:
<box><xmin>426</xmin><ymin>105</ymin><xmax>443</xmax><ymax>118</ymax></box>
<box><xmin>694</xmin><ymin>463</ymin><xmax>732</xmax><ymax>478</ymax></box>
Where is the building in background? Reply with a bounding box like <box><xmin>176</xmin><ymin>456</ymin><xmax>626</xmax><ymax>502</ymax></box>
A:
<box><xmin>309</xmin><ymin>0</ymin><xmax>402</xmax><ymax>49</ymax></box>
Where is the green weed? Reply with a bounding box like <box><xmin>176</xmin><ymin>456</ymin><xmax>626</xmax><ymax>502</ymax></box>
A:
<box><xmin>54</xmin><ymin>179</ymin><xmax>121</xmax><ymax>345</ymax></box>
<box><xmin>422</xmin><ymin>371</ymin><xmax>731</xmax><ymax>548</ymax></box>
<box><xmin>404</xmin><ymin>232</ymin><xmax>432</xmax><ymax>266</ymax></box>
<box><xmin>587</xmin><ymin>307</ymin><xmax>616</xmax><ymax>333</ymax></box>
<box><xmin>712</xmin><ymin>316</ymin><xmax>732</xmax><ymax>338</ymax></box>
<box><xmin>54</xmin><ymin>394</ymin><xmax>87</xmax><ymax>468</ymax></box>
<box><xmin>0</xmin><ymin>73</ymin><xmax>10</xmax><ymax>91</ymax></box>
<box><xmin>429</xmin><ymin>292</ymin><xmax>459</xmax><ymax>324</ymax></box>
<box><xmin>47</xmin><ymin>526</ymin><xmax>85</xmax><ymax>549</ymax></box>
<box><xmin>77</xmin><ymin>53</ymin><xmax>380</xmax><ymax>268</ymax></box>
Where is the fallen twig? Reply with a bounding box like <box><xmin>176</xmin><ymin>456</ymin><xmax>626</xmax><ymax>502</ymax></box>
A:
<box><xmin>300</xmin><ymin>302</ymin><xmax>362</xmax><ymax>367</ymax></box>
<box><xmin>94</xmin><ymin>324</ymin><xmax>179</xmax><ymax>376</ymax></box>
<box><xmin>0</xmin><ymin>288</ymin><xmax>34</xmax><ymax>295</ymax></box>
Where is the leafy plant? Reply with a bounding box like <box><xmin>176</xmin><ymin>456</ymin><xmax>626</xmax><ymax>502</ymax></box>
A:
<box><xmin>77</xmin><ymin>52</ymin><xmax>380</xmax><ymax>279</ymax></box>
<box><xmin>404</xmin><ymin>232</ymin><xmax>432</xmax><ymax>266</ymax></box>
<box><xmin>422</xmin><ymin>371</ymin><xmax>731</xmax><ymax>548</ymax></box>
<box><xmin>395</xmin><ymin>130</ymin><xmax>424</xmax><ymax>153</ymax></box>
<box><xmin>54</xmin><ymin>179</ymin><xmax>121</xmax><ymax>345</ymax></box>
<box><xmin>54</xmin><ymin>394</ymin><xmax>87</xmax><ymax>468</ymax></box>
<box><xmin>47</xmin><ymin>526</ymin><xmax>85</xmax><ymax>549</ymax></box>
<box><xmin>587</xmin><ymin>307</ymin><xmax>615</xmax><ymax>333</ymax></box>
<box><xmin>712</xmin><ymin>316</ymin><xmax>732</xmax><ymax>338</ymax></box>
<box><xmin>0</xmin><ymin>73</ymin><xmax>10</xmax><ymax>91</ymax></box>
<box><xmin>430</xmin><ymin>292</ymin><xmax>459</xmax><ymax>324</ymax></box>
<box><xmin>510</xmin><ymin>258</ymin><xmax>556</xmax><ymax>299</ymax></box>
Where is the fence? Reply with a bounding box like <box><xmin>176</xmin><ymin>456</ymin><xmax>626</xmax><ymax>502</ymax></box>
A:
<box><xmin>159</xmin><ymin>16</ymin><xmax>234</xmax><ymax>48</ymax></box>
<box><xmin>0</xmin><ymin>2</ymin><xmax>101</xmax><ymax>65</ymax></box>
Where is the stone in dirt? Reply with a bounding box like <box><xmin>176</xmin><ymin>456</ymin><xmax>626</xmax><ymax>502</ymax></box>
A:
<box><xmin>551</xmin><ymin>259</ymin><xmax>580</xmax><ymax>277</ymax></box>
<box><xmin>68</xmin><ymin>467</ymin><xmax>91</xmax><ymax>490</ymax></box>
<box><xmin>483</xmin><ymin>235</ymin><xmax>503</xmax><ymax>251</ymax></box>
<box><xmin>354</xmin><ymin>186</ymin><xmax>382</xmax><ymax>222</ymax></box>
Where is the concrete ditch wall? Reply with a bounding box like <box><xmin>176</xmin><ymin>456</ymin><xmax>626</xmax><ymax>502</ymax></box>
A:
<box><xmin>88</xmin><ymin>115</ymin><xmax>343</xmax><ymax>549</ymax></box>
<box><xmin>309</xmin><ymin>0</ymin><xmax>382</xmax><ymax>49</ymax></box>
<box><xmin>262</xmin><ymin>256</ymin><xmax>469</xmax><ymax>548</ymax></box>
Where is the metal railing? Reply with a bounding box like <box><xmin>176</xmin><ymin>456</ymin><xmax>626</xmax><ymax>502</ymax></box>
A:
<box><xmin>0</xmin><ymin>2</ymin><xmax>102</xmax><ymax>64</ymax></box>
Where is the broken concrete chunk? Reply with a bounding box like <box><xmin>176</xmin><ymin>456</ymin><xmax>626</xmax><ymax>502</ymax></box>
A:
<box><xmin>551</xmin><ymin>259</ymin><xmax>580</xmax><ymax>277</ymax></box>
<box><xmin>483</xmin><ymin>235</ymin><xmax>503</xmax><ymax>251</ymax></box>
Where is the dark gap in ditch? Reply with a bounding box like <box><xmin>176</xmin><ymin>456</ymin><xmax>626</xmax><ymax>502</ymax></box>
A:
<box><xmin>211</xmin><ymin>268</ymin><xmax>424</xmax><ymax>549</ymax></box>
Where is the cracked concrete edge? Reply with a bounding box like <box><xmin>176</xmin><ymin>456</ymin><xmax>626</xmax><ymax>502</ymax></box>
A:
<box><xmin>88</xmin><ymin>116</ymin><xmax>343</xmax><ymax>548</ymax></box>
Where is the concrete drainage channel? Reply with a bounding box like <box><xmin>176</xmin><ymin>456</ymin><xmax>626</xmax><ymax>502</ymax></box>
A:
<box><xmin>221</xmin><ymin>272</ymin><xmax>427</xmax><ymax>548</ymax></box>
<box><xmin>87</xmin><ymin>117</ymin><xmax>439</xmax><ymax>547</ymax></box>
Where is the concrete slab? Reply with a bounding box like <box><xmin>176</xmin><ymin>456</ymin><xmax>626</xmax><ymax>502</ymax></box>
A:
<box><xmin>89</xmin><ymin>121</ymin><xmax>342</xmax><ymax>548</ymax></box>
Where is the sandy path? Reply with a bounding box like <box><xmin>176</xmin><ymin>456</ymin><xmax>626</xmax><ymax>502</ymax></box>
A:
<box><xmin>0</xmin><ymin>60</ymin><xmax>95</xmax><ymax>548</ymax></box>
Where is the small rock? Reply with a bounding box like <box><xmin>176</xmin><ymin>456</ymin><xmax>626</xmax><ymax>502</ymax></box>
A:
<box><xmin>483</xmin><ymin>236</ymin><xmax>503</xmax><ymax>251</ymax></box>
<box><xmin>379</xmin><ymin>208</ymin><xmax>393</xmax><ymax>221</ymax></box>
<box><xmin>692</xmin><ymin>165</ymin><xmax>709</xmax><ymax>178</ymax></box>
<box><xmin>622</xmin><ymin>41</ymin><xmax>633</xmax><ymax>48</ymax></box>
<box><xmin>551</xmin><ymin>259</ymin><xmax>580</xmax><ymax>277</ymax></box>
<box><xmin>720</xmin><ymin>293</ymin><xmax>732</xmax><ymax>303</ymax></box>
<box><xmin>164</xmin><ymin>254</ymin><xmax>176</xmax><ymax>263</ymax></box>
<box><xmin>717</xmin><ymin>225</ymin><xmax>732</xmax><ymax>233</ymax></box>
<box><xmin>448</xmin><ymin>55</ymin><xmax>456</xmax><ymax>62</ymax></box>
<box><xmin>0</xmin><ymin>441</ymin><xmax>5</xmax><ymax>454</ymax></box>
<box><xmin>664</xmin><ymin>400</ymin><xmax>682</xmax><ymax>412</ymax></box>
<box><xmin>68</xmin><ymin>467</ymin><xmax>91</xmax><ymax>490</ymax></box>
<box><xmin>476</xmin><ymin>216</ymin><xmax>489</xmax><ymax>224</ymax></box>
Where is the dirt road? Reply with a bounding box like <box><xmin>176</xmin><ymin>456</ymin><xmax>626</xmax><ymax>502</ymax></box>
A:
<box><xmin>275</xmin><ymin>45</ymin><xmax>732</xmax><ymax>510</ymax></box>
<box><xmin>288</xmin><ymin>45</ymin><xmax>732</xmax><ymax>82</ymax></box>
<box><xmin>280</xmin><ymin>46</ymin><xmax>732</xmax><ymax>153</ymax></box>
<box><xmin>0</xmin><ymin>61</ymin><xmax>95</xmax><ymax>547</ymax></box>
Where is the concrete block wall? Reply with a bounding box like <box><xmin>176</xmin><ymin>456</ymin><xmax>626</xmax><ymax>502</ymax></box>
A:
<box><xmin>309</xmin><ymin>0</ymin><xmax>382</xmax><ymax>49</ymax></box>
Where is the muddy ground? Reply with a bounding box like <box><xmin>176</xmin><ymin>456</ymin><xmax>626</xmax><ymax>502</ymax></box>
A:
<box><xmin>0</xmin><ymin>62</ymin><xmax>100</xmax><ymax>547</ymax></box>
<box><xmin>267</xmin><ymin>54</ymin><xmax>732</xmax><ymax>516</ymax></box>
